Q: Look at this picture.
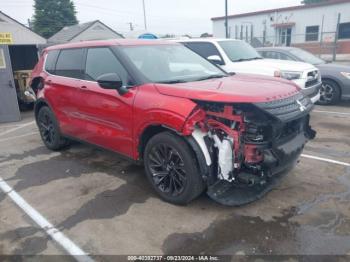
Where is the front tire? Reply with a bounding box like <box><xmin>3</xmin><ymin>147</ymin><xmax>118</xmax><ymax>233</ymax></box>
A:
<box><xmin>37</xmin><ymin>106</ymin><xmax>70</xmax><ymax>151</ymax></box>
<box><xmin>318</xmin><ymin>79</ymin><xmax>341</xmax><ymax>105</ymax></box>
<box><xmin>144</xmin><ymin>132</ymin><xmax>205</xmax><ymax>205</ymax></box>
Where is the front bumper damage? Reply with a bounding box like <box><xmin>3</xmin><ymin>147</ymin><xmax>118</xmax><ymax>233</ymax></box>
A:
<box><xmin>185</xmin><ymin>93</ymin><xmax>316</xmax><ymax>206</ymax></box>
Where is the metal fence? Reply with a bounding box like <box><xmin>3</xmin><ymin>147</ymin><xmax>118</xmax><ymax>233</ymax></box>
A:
<box><xmin>240</xmin><ymin>31</ymin><xmax>339</xmax><ymax>61</ymax></box>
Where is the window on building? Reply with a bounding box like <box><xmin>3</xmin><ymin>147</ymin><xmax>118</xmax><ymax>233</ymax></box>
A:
<box><xmin>339</xmin><ymin>22</ymin><xmax>350</xmax><ymax>39</ymax></box>
<box><xmin>55</xmin><ymin>48</ymin><xmax>85</xmax><ymax>79</ymax></box>
<box><xmin>305</xmin><ymin>26</ymin><xmax>319</xmax><ymax>42</ymax></box>
<box><xmin>85</xmin><ymin>47</ymin><xmax>128</xmax><ymax>84</ymax></box>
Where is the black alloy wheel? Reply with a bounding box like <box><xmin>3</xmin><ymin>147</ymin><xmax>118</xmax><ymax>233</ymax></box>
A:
<box><xmin>144</xmin><ymin>132</ymin><xmax>205</xmax><ymax>205</ymax></box>
<box><xmin>37</xmin><ymin>106</ymin><xmax>69</xmax><ymax>150</ymax></box>
<box><xmin>319</xmin><ymin>79</ymin><xmax>341</xmax><ymax>105</ymax></box>
<box><xmin>38</xmin><ymin>110</ymin><xmax>55</xmax><ymax>146</ymax></box>
<box><xmin>148</xmin><ymin>143</ymin><xmax>187</xmax><ymax>196</ymax></box>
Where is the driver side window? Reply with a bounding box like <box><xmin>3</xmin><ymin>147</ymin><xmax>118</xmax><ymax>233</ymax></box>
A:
<box><xmin>85</xmin><ymin>47</ymin><xmax>130</xmax><ymax>85</ymax></box>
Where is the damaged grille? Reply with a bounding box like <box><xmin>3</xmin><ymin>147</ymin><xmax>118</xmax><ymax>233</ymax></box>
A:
<box><xmin>254</xmin><ymin>93</ymin><xmax>313</xmax><ymax>122</ymax></box>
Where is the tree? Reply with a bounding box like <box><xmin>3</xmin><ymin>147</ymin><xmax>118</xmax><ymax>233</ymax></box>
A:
<box><xmin>32</xmin><ymin>0</ymin><xmax>78</xmax><ymax>38</ymax></box>
<box><xmin>301</xmin><ymin>0</ymin><xmax>329</xmax><ymax>4</ymax></box>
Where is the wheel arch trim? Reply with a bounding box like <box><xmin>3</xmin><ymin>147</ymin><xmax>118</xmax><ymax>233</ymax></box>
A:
<box><xmin>34</xmin><ymin>98</ymin><xmax>53</xmax><ymax>121</ymax></box>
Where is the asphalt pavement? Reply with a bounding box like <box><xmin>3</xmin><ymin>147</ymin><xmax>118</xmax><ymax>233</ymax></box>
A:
<box><xmin>0</xmin><ymin>103</ymin><xmax>350</xmax><ymax>259</ymax></box>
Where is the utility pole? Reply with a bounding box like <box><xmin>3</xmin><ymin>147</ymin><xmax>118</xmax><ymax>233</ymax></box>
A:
<box><xmin>320</xmin><ymin>15</ymin><xmax>324</xmax><ymax>58</ymax></box>
<box><xmin>142</xmin><ymin>0</ymin><xmax>148</xmax><ymax>31</ymax></box>
<box><xmin>127</xmin><ymin>22</ymin><xmax>134</xmax><ymax>31</ymax></box>
<box><xmin>225</xmin><ymin>0</ymin><xmax>229</xmax><ymax>38</ymax></box>
<box><xmin>333</xmin><ymin>13</ymin><xmax>341</xmax><ymax>62</ymax></box>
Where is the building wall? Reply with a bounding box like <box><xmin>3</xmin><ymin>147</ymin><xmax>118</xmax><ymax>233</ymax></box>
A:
<box><xmin>70</xmin><ymin>21</ymin><xmax>123</xmax><ymax>42</ymax></box>
<box><xmin>213</xmin><ymin>2</ymin><xmax>350</xmax><ymax>46</ymax></box>
<box><xmin>0</xmin><ymin>13</ymin><xmax>46</xmax><ymax>45</ymax></box>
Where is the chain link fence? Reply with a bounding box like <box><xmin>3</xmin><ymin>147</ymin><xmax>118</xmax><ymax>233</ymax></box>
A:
<box><xmin>238</xmin><ymin>31</ymin><xmax>339</xmax><ymax>61</ymax></box>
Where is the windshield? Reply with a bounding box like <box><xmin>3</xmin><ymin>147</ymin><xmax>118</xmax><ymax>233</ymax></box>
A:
<box><xmin>290</xmin><ymin>49</ymin><xmax>325</xmax><ymax>65</ymax></box>
<box><xmin>218</xmin><ymin>40</ymin><xmax>262</xmax><ymax>62</ymax></box>
<box><xmin>120</xmin><ymin>44</ymin><xmax>227</xmax><ymax>83</ymax></box>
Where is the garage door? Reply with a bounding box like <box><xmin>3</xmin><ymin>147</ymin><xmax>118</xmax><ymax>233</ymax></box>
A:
<box><xmin>0</xmin><ymin>45</ymin><xmax>20</xmax><ymax>123</ymax></box>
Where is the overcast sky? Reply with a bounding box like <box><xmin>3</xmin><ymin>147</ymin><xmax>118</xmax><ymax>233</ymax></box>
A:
<box><xmin>2</xmin><ymin>0</ymin><xmax>302</xmax><ymax>36</ymax></box>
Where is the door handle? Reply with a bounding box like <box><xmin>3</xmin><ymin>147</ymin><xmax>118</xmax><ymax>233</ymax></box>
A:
<box><xmin>8</xmin><ymin>80</ymin><xmax>14</xmax><ymax>88</ymax></box>
<box><xmin>80</xmin><ymin>85</ymin><xmax>87</xmax><ymax>89</ymax></box>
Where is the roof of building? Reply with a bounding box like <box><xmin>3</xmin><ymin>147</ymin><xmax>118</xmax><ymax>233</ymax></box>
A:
<box><xmin>211</xmin><ymin>0</ymin><xmax>350</xmax><ymax>21</ymax></box>
<box><xmin>0</xmin><ymin>11</ymin><xmax>46</xmax><ymax>43</ymax></box>
<box><xmin>48</xmin><ymin>20</ymin><xmax>123</xmax><ymax>43</ymax></box>
<box><xmin>45</xmin><ymin>39</ymin><xmax>179</xmax><ymax>51</ymax></box>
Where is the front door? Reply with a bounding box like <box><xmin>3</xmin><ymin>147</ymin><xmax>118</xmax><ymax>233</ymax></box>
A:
<box><xmin>76</xmin><ymin>47</ymin><xmax>136</xmax><ymax>158</ymax></box>
<box><xmin>0</xmin><ymin>45</ymin><xmax>20</xmax><ymax>123</ymax></box>
<box><xmin>279</xmin><ymin>28</ymin><xmax>292</xmax><ymax>47</ymax></box>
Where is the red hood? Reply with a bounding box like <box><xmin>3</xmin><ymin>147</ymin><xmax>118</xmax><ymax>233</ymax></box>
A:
<box><xmin>154</xmin><ymin>74</ymin><xmax>300</xmax><ymax>103</ymax></box>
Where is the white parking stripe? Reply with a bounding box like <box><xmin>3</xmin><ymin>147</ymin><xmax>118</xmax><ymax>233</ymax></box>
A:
<box><xmin>0</xmin><ymin>121</ymin><xmax>36</xmax><ymax>137</ymax></box>
<box><xmin>0</xmin><ymin>178</ymin><xmax>93</xmax><ymax>262</ymax></box>
<box><xmin>0</xmin><ymin>132</ymin><xmax>38</xmax><ymax>143</ymax></box>
<box><xmin>313</xmin><ymin>110</ymin><xmax>350</xmax><ymax>116</ymax></box>
<box><xmin>301</xmin><ymin>154</ymin><xmax>350</xmax><ymax>167</ymax></box>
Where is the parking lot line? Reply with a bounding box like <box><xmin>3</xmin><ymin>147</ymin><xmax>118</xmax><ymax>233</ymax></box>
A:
<box><xmin>0</xmin><ymin>177</ymin><xmax>93</xmax><ymax>262</ymax></box>
<box><xmin>313</xmin><ymin>110</ymin><xmax>350</xmax><ymax>116</ymax></box>
<box><xmin>301</xmin><ymin>154</ymin><xmax>350</xmax><ymax>167</ymax></box>
<box><xmin>0</xmin><ymin>121</ymin><xmax>36</xmax><ymax>137</ymax></box>
<box><xmin>0</xmin><ymin>132</ymin><xmax>38</xmax><ymax>143</ymax></box>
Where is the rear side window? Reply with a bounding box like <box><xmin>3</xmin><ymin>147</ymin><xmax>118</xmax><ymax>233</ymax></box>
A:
<box><xmin>258</xmin><ymin>51</ymin><xmax>266</xmax><ymax>57</ymax></box>
<box><xmin>262</xmin><ymin>51</ymin><xmax>294</xmax><ymax>61</ymax></box>
<box><xmin>184</xmin><ymin>42</ymin><xmax>223</xmax><ymax>61</ymax></box>
<box><xmin>263</xmin><ymin>51</ymin><xmax>279</xmax><ymax>59</ymax></box>
<box><xmin>44</xmin><ymin>50</ymin><xmax>59</xmax><ymax>74</ymax></box>
<box><xmin>279</xmin><ymin>53</ymin><xmax>294</xmax><ymax>61</ymax></box>
<box><xmin>84</xmin><ymin>47</ymin><xmax>129</xmax><ymax>85</ymax></box>
<box><xmin>55</xmin><ymin>48</ymin><xmax>85</xmax><ymax>79</ymax></box>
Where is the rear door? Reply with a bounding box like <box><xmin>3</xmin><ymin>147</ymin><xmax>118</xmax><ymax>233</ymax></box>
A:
<box><xmin>44</xmin><ymin>48</ymin><xmax>85</xmax><ymax>135</ymax></box>
<box><xmin>0</xmin><ymin>45</ymin><xmax>21</xmax><ymax>123</ymax></box>
<box><xmin>76</xmin><ymin>47</ymin><xmax>137</xmax><ymax>157</ymax></box>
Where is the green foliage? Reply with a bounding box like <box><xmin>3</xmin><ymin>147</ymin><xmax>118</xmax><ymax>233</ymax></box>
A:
<box><xmin>302</xmin><ymin>0</ymin><xmax>329</xmax><ymax>5</ymax></box>
<box><xmin>32</xmin><ymin>0</ymin><xmax>78</xmax><ymax>38</ymax></box>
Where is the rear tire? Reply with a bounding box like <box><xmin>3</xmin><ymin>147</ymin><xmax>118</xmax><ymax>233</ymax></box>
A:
<box><xmin>37</xmin><ymin>106</ymin><xmax>70</xmax><ymax>151</ymax></box>
<box><xmin>144</xmin><ymin>131</ymin><xmax>206</xmax><ymax>205</ymax></box>
<box><xmin>318</xmin><ymin>79</ymin><xmax>341</xmax><ymax>105</ymax></box>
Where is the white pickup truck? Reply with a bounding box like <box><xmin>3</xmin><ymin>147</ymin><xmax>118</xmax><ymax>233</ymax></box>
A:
<box><xmin>177</xmin><ymin>38</ymin><xmax>321</xmax><ymax>103</ymax></box>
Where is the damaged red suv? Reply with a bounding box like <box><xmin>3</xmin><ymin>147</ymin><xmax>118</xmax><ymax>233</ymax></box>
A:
<box><xmin>31</xmin><ymin>40</ymin><xmax>316</xmax><ymax>206</ymax></box>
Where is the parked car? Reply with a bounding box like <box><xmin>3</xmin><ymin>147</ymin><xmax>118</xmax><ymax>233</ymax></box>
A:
<box><xmin>257</xmin><ymin>47</ymin><xmax>350</xmax><ymax>105</ymax></box>
<box><xmin>30</xmin><ymin>40</ymin><xmax>316</xmax><ymax>206</ymax></box>
<box><xmin>176</xmin><ymin>39</ymin><xmax>321</xmax><ymax>104</ymax></box>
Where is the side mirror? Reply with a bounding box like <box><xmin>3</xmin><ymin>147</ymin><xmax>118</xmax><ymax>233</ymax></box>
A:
<box><xmin>207</xmin><ymin>55</ymin><xmax>224</xmax><ymax>65</ymax></box>
<box><xmin>97</xmin><ymin>73</ymin><xmax>128</xmax><ymax>95</ymax></box>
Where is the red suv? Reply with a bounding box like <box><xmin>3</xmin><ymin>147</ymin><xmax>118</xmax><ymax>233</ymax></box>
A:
<box><xmin>30</xmin><ymin>40</ymin><xmax>315</xmax><ymax>206</ymax></box>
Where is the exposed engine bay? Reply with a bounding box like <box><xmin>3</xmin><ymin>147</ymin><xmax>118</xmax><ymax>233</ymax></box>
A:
<box><xmin>184</xmin><ymin>93</ymin><xmax>316</xmax><ymax>206</ymax></box>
